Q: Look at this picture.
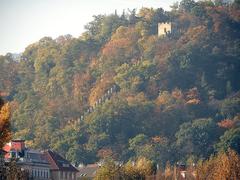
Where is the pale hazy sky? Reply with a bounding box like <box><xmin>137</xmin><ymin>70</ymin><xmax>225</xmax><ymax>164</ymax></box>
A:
<box><xmin>0</xmin><ymin>0</ymin><xmax>175</xmax><ymax>55</ymax></box>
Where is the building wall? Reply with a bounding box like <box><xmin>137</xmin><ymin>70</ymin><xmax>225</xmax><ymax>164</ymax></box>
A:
<box><xmin>51</xmin><ymin>171</ymin><xmax>60</xmax><ymax>180</ymax></box>
<box><xmin>51</xmin><ymin>171</ymin><xmax>77</xmax><ymax>180</ymax></box>
<box><xmin>20</xmin><ymin>164</ymin><xmax>50</xmax><ymax>180</ymax></box>
<box><xmin>77</xmin><ymin>177</ymin><xmax>93</xmax><ymax>180</ymax></box>
<box><xmin>158</xmin><ymin>23</ymin><xmax>172</xmax><ymax>36</ymax></box>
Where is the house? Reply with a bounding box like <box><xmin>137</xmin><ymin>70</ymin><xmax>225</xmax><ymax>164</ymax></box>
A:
<box><xmin>3</xmin><ymin>139</ymin><xmax>26</xmax><ymax>159</ymax></box>
<box><xmin>44</xmin><ymin>150</ymin><xmax>78</xmax><ymax>180</ymax></box>
<box><xmin>77</xmin><ymin>164</ymin><xmax>99</xmax><ymax>180</ymax></box>
<box><xmin>18</xmin><ymin>149</ymin><xmax>51</xmax><ymax>179</ymax></box>
<box><xmin>3</xmin><ymin>140</ymin><xmax>51</xmax><ymax>180</ymax></box>
<box><xmin>158</xmin><ymin>22</ymin><xmax>172</xmax><ymax>37</ymax></box>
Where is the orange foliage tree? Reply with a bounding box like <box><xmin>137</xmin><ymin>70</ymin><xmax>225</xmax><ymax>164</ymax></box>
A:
<box><xmin>88</xmin><ymin>72</ymin><xmax>114</xmax><ymax>106</ymax></box>
<box><xmin>101</xmin><ymin>26</ymin><xmax>140</xmax><ymax>65</ymax></box>
<box><xmin>0</xmin><ymin>97</ymin><xmax>11</xmax><ymax>149</ymax></box>
<box><xmin>196</xmin><ymin>149</ymin><xmax>240</xmax><ymax>180</ymax></box>
<box><xmin>218</xmin><ymin>119</ymin><xmax>235</xmax><ymax>129</ymax></box>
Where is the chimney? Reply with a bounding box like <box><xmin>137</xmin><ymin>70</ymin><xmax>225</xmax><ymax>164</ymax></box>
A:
<box><xmin>11</xmin><ymin>140</ymin><xmax>25</xmax><ymax>151</ymax></box>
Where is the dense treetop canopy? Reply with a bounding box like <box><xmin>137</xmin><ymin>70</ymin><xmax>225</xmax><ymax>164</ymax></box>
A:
<box><xmin>0</xmin><ymin>0</ymin><xmax>239</xmax><ymax>166</ymax></box>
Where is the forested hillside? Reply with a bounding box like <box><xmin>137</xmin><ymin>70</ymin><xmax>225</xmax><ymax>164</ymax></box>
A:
<box><xmin>0</xmin><ymin>0</ymin><xmax>240</xmax><ymax>166</ymax></box>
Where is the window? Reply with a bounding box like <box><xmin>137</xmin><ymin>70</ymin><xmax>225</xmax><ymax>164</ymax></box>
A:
<box><xmin>10</xmin><ymin>151</ymin><xmax>16</xmax><ymax>158</ymax></box>
<box><xmin>62</xmin><ymin>163</ymin><xmax>69</xmax><ymax>167</ymax></box>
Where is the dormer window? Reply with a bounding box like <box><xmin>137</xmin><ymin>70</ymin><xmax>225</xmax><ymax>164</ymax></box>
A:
<box><xmin>62</xmin><ymin>163</ymin><xmax>70</xmax><ymax>167</ymax></box>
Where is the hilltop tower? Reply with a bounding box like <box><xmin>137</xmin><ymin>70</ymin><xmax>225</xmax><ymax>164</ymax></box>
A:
<box><xmin>158</xmin><ymin>22</ymin><xmax>172</xmax><ymax>37</ymax></box>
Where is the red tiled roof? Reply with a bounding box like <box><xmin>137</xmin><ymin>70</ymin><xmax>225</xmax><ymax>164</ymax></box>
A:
<box><xmin>3</xmin><ymin>144</ymin><xmax>11</xmax><ymax>152</ymax></box>
<box><xmin>3</xmin><ymin>144</ymin><xmax>11</xmax><ymax>158</ymax></box>
<box><xmin>44</xmin><ymin>150</ymin><xmax>78</xmax><ymax>172</ymax></box>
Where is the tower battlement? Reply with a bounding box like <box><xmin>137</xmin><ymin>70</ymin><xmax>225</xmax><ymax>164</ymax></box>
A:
<box><xmin>158</xmin><ymin>22</ymin><xmax>172</xmax><ymax>37</ymax></box>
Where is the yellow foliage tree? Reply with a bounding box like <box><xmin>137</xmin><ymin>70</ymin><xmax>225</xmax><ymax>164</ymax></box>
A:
<box><xmin>123</xmin><ymin>157</ymin><xmax>154</xmax><ymax>179</ymax></box>
<box><xmin>197</xmin><ymin>149</ymin><xmax>240</xmax><ymax>180</ymax></box>
<box><xmin>94</xmin><ymin>159</ymin><xmax>122</xmax><ymax>180</ymax></box>
<box><xmin>0</xmin><ymin>97</ymin><xmax>11</xmax><ymax>149</ymax></box>
<box><xmin>135</xmin><ymin>157</ymin><xmax>153</xmax><ymax>177</ymax></box>
<box><xmin>124</xmin><ymin>161</ymin><xmax>140</xmax><ymax>179</ymax></box>
<box><xmin>94</xmin><ymin>157</ymin><xmax>154</xmax><ymax>180</ymax></box>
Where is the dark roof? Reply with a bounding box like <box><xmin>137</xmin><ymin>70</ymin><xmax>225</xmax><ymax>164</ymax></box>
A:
<box><xmin>44</xmin><ymin>150</ymin><xmax>78</xmax><ymax>172</ymax></box>
<box><xmin>25</xmin><ymin>149</ymin><xmax>49</xmax><ymax>164</ymax></box>
<box><xmin>77</xmin><ymin>164</ymin><xmax>99</xmax><ymax>178</ymax></box>
<box><xmin>0</xmin><ymin>149</ymin><xmax>7</xmax><ymax>154</ymax></box>
<box><xmin>11</xmin><ymin>139</ymin><xmax>25</xmax><ymax>142</ymax></box>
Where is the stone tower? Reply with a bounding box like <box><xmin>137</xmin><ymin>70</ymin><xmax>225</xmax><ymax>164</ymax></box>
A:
<box><xmin>158</xmin><ymin>22</ymin><xmax>172</xmax><ymax>37</ymax></box>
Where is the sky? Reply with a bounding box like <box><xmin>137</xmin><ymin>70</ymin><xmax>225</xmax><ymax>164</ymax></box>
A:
<box><xmin>0</xmin><ymin>0</ymin><xmax>176</xmax><ymax>55</ymax></box>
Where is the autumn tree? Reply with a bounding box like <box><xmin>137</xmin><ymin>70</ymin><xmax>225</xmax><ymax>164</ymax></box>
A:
<box><xmin>215</xmin><ymin>128</ymin><xmax>240</xmax><ymax>154</ymax></box>
<box><xmin>94</xmin><ymin>159</ymin><xmax>123</xmax><ymax>180</ymax></box>
<box><xmin>122</xmin><ymin>157</ymin><xmax>154</xmax><ymax>179</ymax></box>
<box><xmin>1</xmin><ymin>159</ymin><xmax>29</xmax><ymax>180</ymax></box>
<box><xmin>2</xmin><ymin>0</ymin><xmax>240</xmax><ymax>168</ymax></box>
<box><xmin>179</xmin><ymin>0</ymin><xmax>196</xmax><ymax>12</ymax></box>
<box><xmin>94</xmin><ymin>157</ymin><xmax>154</xmax><ymax>180</ymax></box>
<box><xmin>175</xmin><ymin>118</ymin><xmax>221</xmax><ymax>159</ymax></box>
<box><xmin>196</xmin><ymin>149</ymin><xmax>240</xmax><ymax>180</ymax></box>
<box><xmin>0</xmin><ymin>97</ymin><xmax>11</xmax><ymax>149</ymax></box>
